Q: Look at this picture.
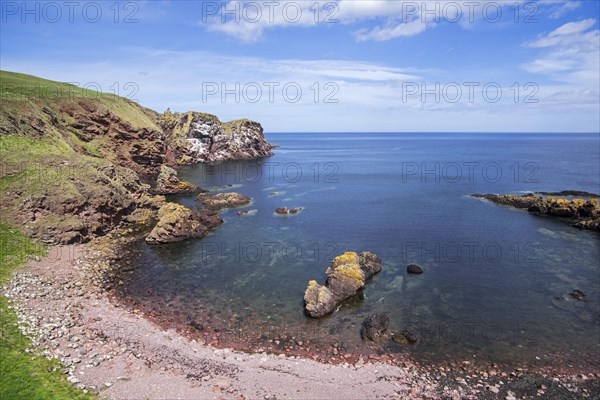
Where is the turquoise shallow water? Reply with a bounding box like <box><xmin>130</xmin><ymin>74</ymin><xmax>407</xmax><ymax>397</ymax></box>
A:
<box><xmin>118</xmin><ymin>133</ymin><xmax>600</xmax><ymax>368</ymax></box>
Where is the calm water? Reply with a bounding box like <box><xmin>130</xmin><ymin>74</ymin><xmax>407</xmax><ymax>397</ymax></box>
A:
<box><xmin>119</xmin><ymin>133</ymin><xmax>600</xmax><ymax>369</ymax></box>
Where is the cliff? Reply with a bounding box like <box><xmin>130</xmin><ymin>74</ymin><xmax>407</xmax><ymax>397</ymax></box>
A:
<box><xmin>161</xmin><ymin>111</ymin><xmax>274</xmax><ymax>164</ymax></box>
<box><xmin>0</xmin><ymin>70</ymin><xmax>274</xmax><ymax>244</ymax></box>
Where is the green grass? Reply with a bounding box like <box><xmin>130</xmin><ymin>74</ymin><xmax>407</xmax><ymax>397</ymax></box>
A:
<box><xmin>0</xmin><ymin>222</ymin><xmax>94</xmax><ymax>399</ymax></box>
<box><xmin>0</xmin><ymin>70</ymin><xmax>160</xmax><ymax>131</ymax></box>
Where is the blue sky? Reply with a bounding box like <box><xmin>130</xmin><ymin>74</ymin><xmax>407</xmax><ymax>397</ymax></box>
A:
<box><xmin>1</xmin><ymin>0</ymin><xmax>599</xmax><ymax>132</ymax></box>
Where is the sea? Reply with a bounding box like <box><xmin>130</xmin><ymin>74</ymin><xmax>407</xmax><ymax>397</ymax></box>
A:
<box><xmin>116</xmin><ymin>132</ymin><xmax>600</xmax><ymax>370</ymax></box>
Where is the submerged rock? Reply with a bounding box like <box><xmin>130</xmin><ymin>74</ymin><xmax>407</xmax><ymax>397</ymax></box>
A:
<box><xmin>303</xmin><ymin>251</ymin><xmax>382</xmax><ymax>318</ymax></box>
<box><xmin>569</xmin><ymin>289</ymin><xmax>586</xmax><ymax>301</ymax></box>
<box><xmin>360</xmin><ymin>314</ymin><xmax>389</xmax><ymax>341</ymax></box>
<box><xmin>407</xmin><ymin>264</ymin><xmax>424</xmax><ymax>275</ymax></box>
<box><xmin>145</xmin><ymin>203</ymin><xmax>221</xmax><ymax>244</ymax></box>
<box><xmin>154</xmin><ymin>165</ymin><xmax>201</xmax><ymax>195</ymax></box>
<box><xmin>196</xmin><ymin>192</ymin><xmax>251</xmax><ymax>210</ymax></box>
<box><xmin>392</xmin><ymin>330</ymin><xmax>418</xmax><ymax>345</ymax></box>
<box><xmin>472</xmin><ymin>193</ymin><xmax>600</xmax><ymax>232</ymax></box>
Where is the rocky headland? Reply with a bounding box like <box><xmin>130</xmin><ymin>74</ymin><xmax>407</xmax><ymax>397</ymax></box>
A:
<box><xmin>0</xmin><ymin>71</ymin><xmax>274</xmax><ymax>245</ymax></box>
<box><xmin>472</xmin><ymin>193</ymin><xmax>600</xmax><ymax>231</ymax></box>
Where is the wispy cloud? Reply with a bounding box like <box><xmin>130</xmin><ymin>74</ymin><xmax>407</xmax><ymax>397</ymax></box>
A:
<box><xmin>201</xmin><ymin>0</ymin><xmax>578</xmax><ymax>43</ymax></box>
<box><xmin>522</xmin><ymin>18</ymin><xmax>599</xmax><ymax>86</ymax></box>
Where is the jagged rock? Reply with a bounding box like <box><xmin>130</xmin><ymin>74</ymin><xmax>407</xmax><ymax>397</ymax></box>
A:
<box><xmin>161</xmin><ymin>111</ymin><xmax>275</xmax><ymax>164</ymax></box>
<box><xmin>154</xmin><ymin>165</ymin><xmax>200</xmax><ymax>195</ymax></box>
<box><xmin>360</xmin><ymin>314</ymin><xmax>389</xmax><ymax>341</ymax></box>
<box><xmin>473</xmin><ymin>194</ymin><xmax>600</xmax><ymax>232</ymax></box>
<box><xmin>304</xmin><ymin>251</ymin><xmax>382</xmax><ymax>318</ymax></box>
<box><xmin>196</xmin><ymin>192</ymin><xmax>251</xmax><ymax>210</ymax></box>
<box><xmin>13</xmin><ymin>163</ymin><xmax>163</xmax><ymax>244</ymax></box>
<box><xmin>145</xmin><ymin>203</ymin><xmax>219</xmax><ymax>244</ymax></box>
<box><xmin>407</xmin><ymin>264</ymin><xmax>424</xmax><ymax>274</ymax></box>
<box><xmin>359</xmin><ymin>252</ymin><xmax>382</xmax><ymax>279</ymax></box>
<box><xmin>303</xmin><ymin>280</ymin><xmax>336</xmax><ymax>319</ymax></box>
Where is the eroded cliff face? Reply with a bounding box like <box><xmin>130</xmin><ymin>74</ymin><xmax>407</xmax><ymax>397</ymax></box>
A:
<box><xmin>0</xmin><ymin>71</ymin><xmax>274</xmax><ymax>244</ymax></box>
<box><xmin>161</xmin><ymin>111</ymin><xmax>274</xmax><ymax>164</ymax></box>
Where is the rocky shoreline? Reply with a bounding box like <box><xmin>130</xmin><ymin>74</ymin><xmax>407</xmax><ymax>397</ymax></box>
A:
<box><xmin>472</xmin><ymin>193</ymin><xmax>600</xmax><ymax>231</ymax></box>
<box><xmin>3</xmin><ymin>234</ymin><xmax>599</xmax><ymax>399</ymax></box>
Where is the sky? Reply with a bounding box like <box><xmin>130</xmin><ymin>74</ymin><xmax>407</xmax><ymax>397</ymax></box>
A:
<box><xmin>1</xmin><ymin>0</ymin><xmax>599</xmax><ymax>132</ymax></box>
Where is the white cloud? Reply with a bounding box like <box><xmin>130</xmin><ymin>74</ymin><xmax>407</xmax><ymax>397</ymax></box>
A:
<box><xmin>546</xmin><ymin>0</ymin><xmax>582</xmax><ymax>19</ymax></box>
<box><xmin>354</xmin><ymin>18</ymin><xmax>430</xmax><ymax>41</ymax></box>
<box><xmin>522</xmin><ymin>19</ymin><xmax>599</xmax><ymax>87</ymax></box>
<box><xmin>201</xmin><ymin>0</ymin><xmax>546</xmax><ymax>43</ymax></box>
<box><xmin>4</xmin><ymin>44</ymin><xmax>597</xmax><ymax>132</ymax></box>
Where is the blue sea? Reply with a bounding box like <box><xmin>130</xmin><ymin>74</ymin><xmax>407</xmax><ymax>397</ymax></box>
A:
<box><xmin>118</xmin><ymin>133</ymin><xmax>600</xmax><ymax>369</ymax></box>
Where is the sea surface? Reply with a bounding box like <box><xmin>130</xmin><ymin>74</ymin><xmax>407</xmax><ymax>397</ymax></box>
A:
<box><xmin>117</xmin><ymin>133</ymin><xmax>600</xmax><ymax>369</ymax></box>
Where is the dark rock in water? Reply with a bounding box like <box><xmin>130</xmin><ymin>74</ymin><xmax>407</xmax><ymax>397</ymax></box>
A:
<box><xmin>196</xmin><ymin>192</ymin><xmax>251</xmax><ymax>210</ymax></box>
<box><xmin>472</xmin><ymin>193</ymin><xmax>600</xmax><ymax>232</ymax></box>
<box><xmin>569</xmin><ymin>289</ymin><xmax>586</xmax><ymax>301</ymax></box>
<box><xmin>304</xmin><ymin>251</ymin><xmax>382</xmax><ymax>318</ymax></box>
<box><xmin>407</xmin><ymin>264</ymin><xmax>424</xmax><ymax>274</ymax></box>
<box><xmin>275</xmin><ymin>207</ymin><xmax>303</xmax><ymax>215</ymax></box>
<box><xmin>154</xmin><ymin>165</ymin><xmax>201</xmax><ymax>195</ymax></box>
<box><xmin>360</xmin><ymin>314</ymin><xmax>389</xmax><ymax>341</ymax></box>
<box><xmin>146</xmin><ymin>202</ymin><xmax>219</xmax><ymax>244</ymax></box>
<box><xmin>392</xmin><ymin>330</ymin><xmax>418</xmax><ymax>345</ymax></box>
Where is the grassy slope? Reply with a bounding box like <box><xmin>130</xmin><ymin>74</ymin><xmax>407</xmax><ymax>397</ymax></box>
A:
<box><xmin>0</xmin><ymin>223</ymin><xmax>93</xmax><ymax>399</ymax></box>
<box><xmin>0</xmin><ymin>71</ymin><xmax>133</xmax><ymax>398</ymax></box>
<box><xmin>0</xmin><ymin>70</ymin><xmax>161</xmax><ymax>232</ymax></box>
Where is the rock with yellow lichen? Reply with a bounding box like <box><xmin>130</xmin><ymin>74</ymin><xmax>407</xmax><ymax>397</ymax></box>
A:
<box><xmin>154</xmin><ymin>165</ymin><xmax>202</xmax><ymax>195</ymax></box>
<box><xmin>145</xmin><ymin>202</ymin><xmax>221</xmax><ymax>244</ymax></box>
<box><xmin>304</xmin><ymin>251</ymin><xmax>382</xmax><ymax>318</ymax></box>
<box><xmin>472</xmin><ymin>193</ymin><xmax>600</xmax><ymax>232</ymax></box>
<box><xmin>196</xmin><ymin>192</ymin><xmax>251</xmax><ymax>211</ymax></box>
<box><xmin>303</xmin><ymin>280</ymin><xmax>336</xmax><ymax>318</ymax></box>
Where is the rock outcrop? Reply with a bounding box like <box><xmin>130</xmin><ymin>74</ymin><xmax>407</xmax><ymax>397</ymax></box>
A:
<box><xmin>8</xmin><ymin>163</ymin><xmax>164</xmax><ymax>244</ymax></box>
<box><xmin>154</xmin><ymin>165</ymin><xmax>201</xmax><ymax>195</ymax></box>
<box><xmin>196</xmin><ymin>192</ymin><xmax>251</xmax><ymax>210</ymax></box>
<box><xmin>145</xmin><ymin>203</ymin><xmax>222</xmax><ymax>244</ymax></box>
<box><xmin>304</xmin><ymin>251</ymin><xmax>382</xmax><ymax>318</ymax></box>
<box><xmin>161</xmin><ymin>111</ymin><xmax>275</xmax><ymax>165</ymax></box>
<box><xmin>473</xmin><ymin>193</ymin><xmax>600</xmax><ymax>232</ymax></box>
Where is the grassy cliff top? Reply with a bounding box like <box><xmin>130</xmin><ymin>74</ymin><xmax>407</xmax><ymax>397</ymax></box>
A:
<box><xmin>0</xmin><ymin>70</ymin><xmax>160</xmax><ymax>132</ymax></box>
